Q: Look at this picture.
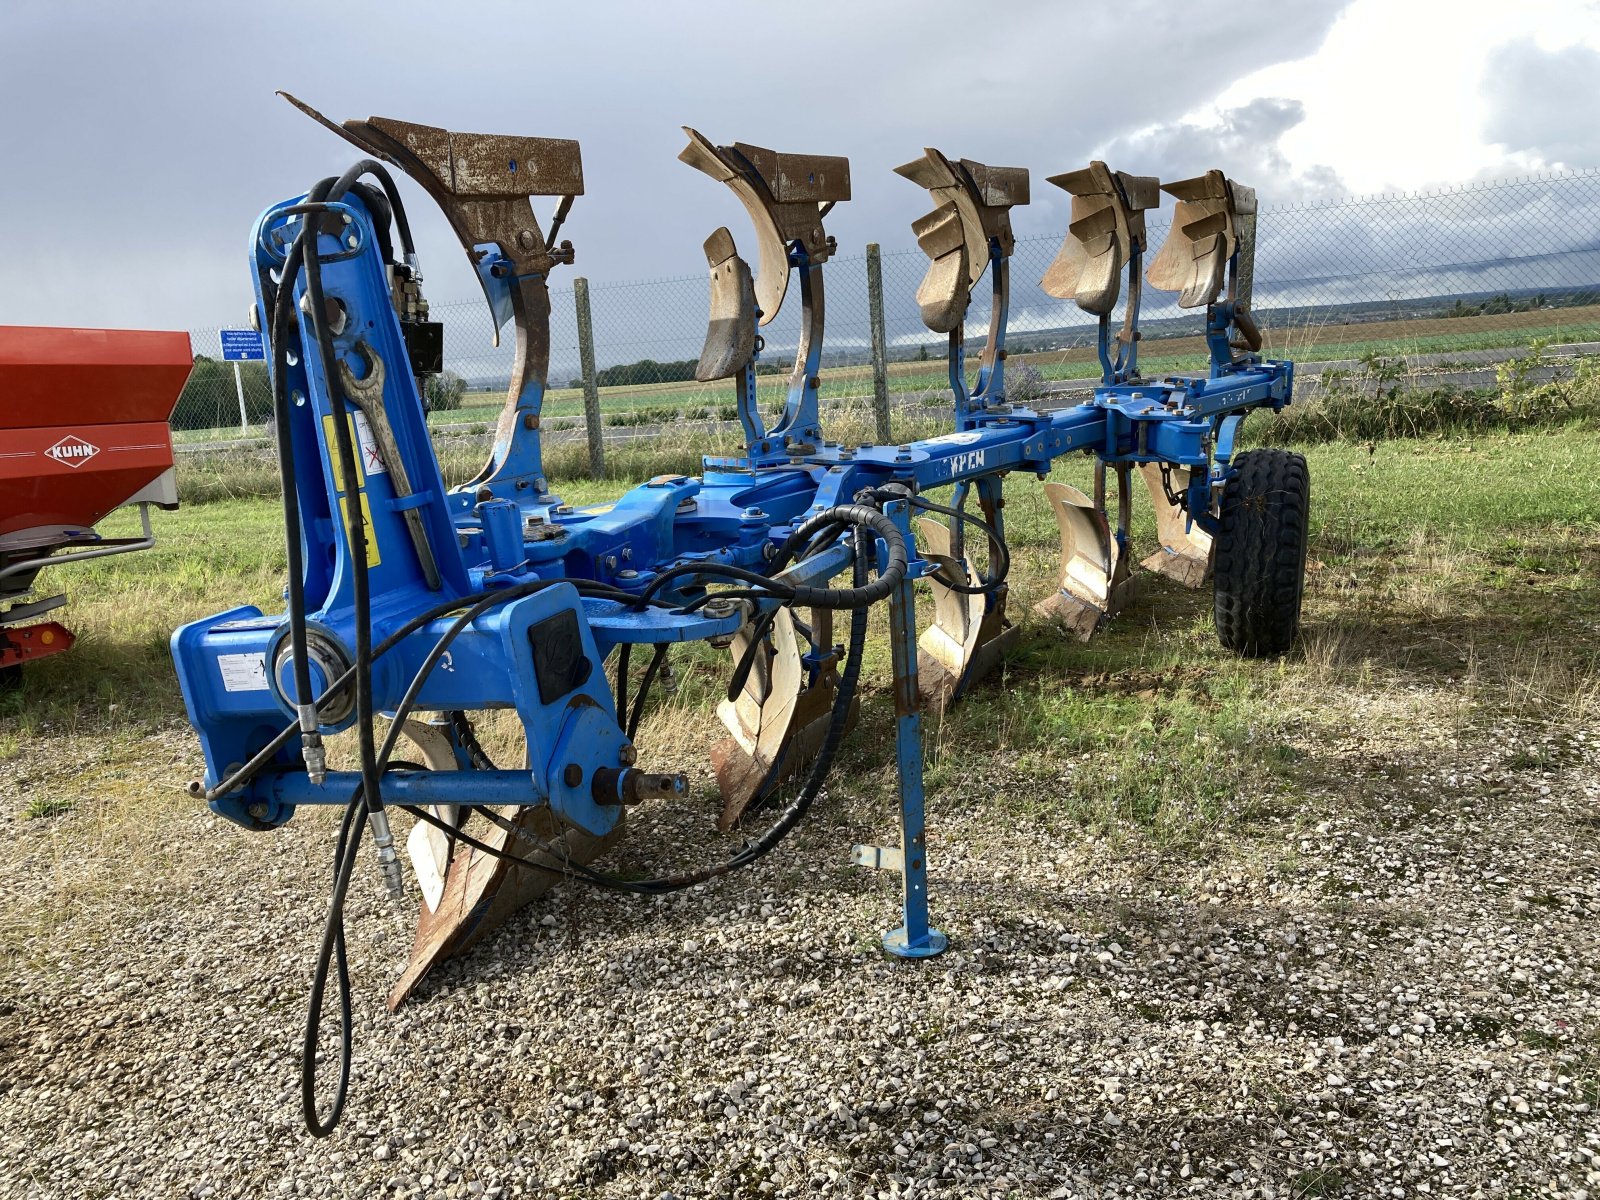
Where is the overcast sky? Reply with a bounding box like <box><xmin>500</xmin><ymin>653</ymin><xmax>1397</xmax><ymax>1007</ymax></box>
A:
<box><xmin>1</xmin><ymin>0</ymin><xmax>1596</xmax><ymax>334</ymax></box>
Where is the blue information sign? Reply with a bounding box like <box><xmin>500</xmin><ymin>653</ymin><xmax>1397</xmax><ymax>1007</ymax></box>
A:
<box><xmin>220</xmin><ymin>328</ymin><xmax>264</xmax><ymax>362</ymax></box>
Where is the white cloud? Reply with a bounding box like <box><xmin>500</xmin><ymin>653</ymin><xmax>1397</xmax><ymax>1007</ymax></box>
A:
<box><xmin>1204</xmin><ymin>0</ymin><xmax>1600</xmax><ymax>193</ymax></box>
<box><xmin>1483</xmin><ymin>39</ymin><xmax>1600</xmax><ymax>167</ymax></box>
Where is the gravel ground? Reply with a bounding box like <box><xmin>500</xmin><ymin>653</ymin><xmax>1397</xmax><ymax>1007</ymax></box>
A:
<box><xmin>3</xmin><ymin>685</ymin><xmax>1598</xmax><ymax>1198</ymax></box>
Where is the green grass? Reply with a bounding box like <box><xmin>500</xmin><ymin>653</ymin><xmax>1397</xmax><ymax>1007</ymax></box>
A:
<box><xmin>12</xmin><ymin>427</ymin><xmax>1600</xmax><ymax>855</ymax></box>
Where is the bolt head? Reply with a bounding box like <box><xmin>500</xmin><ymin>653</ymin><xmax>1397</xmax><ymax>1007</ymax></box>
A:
<box><xmin>618</xmin><ymin>745</ymin><xmax>638</xmax><ymax>766</ymax></box>
<box><xmin>562</xmin><ymin>763</ymin><xmax>583</xmax><ymax>787</ymax></box>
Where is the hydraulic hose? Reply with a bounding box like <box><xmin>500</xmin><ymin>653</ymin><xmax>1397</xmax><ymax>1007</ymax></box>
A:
<box><xmin>908</xmin><ymin>495</ymin><xmax>1010</xmax><ymax>596</ymax></box>
<box><xmin>302</xmin><ymin>794</ymin><xmax>363</xmax><ymax>1137</ymax></box>
<box><xmin>300</xmin><ymin>210</ymin><xmax>390</xmax><ymax>974</ymax></box>
<box><xmin>400</xmin><ymin>533</ymin><xmax>873</xmax><ymax>897</ymax></box>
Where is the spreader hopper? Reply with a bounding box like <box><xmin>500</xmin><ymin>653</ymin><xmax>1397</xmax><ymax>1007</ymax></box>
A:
<box><xmin>0</xmin><ymin>325</ymin><xmax>188</xmax><ymax>682</ymax></box>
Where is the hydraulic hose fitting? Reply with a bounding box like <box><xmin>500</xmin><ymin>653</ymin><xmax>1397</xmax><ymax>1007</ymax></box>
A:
<box><xmin>298</xmin><ymin>703</ymin><xmax>327</xmax><ymax>785</ymax></box>
<box><xmin>366</xmin><ymin>808</ymin><xmax>404</xmax><ymax>901</ymax></box>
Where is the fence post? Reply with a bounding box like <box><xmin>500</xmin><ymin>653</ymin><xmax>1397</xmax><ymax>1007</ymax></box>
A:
<box><xmin>573</xmin><ymin>277</ymin><xmax>604</xmax><ymax>477</ymax></box>
<box><xmin>231</xmin><ymin>361</ymin><xmax>250</xmax><ymax>433</ymax></box>
<box><xmin>866</xmin><ymin>243</ymin><xmax>892</xmax><ymax>443</ymax></box>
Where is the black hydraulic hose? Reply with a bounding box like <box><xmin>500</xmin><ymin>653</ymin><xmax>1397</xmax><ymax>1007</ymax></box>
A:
<box><xmin>449</xmin><ymin>710</ymin><xmax>497</xmax><ymax>771</ymax></box>
<box><xmin>634</xmin><ymin>505</ymin><xmax>905</xmax><ymax>613</ymax></box>
<box><xmin>781</xmin><ymin>505</ymin><xmax>907</xmax><ymax>609</ymax></box>
<box><xmin>267</xmin><ymin>177</ymin><xmax>337</xmax><ymax>753</ymax></box>
<box><xmin>398</xmin><ymin>533</ymin><xmax>874</xmax><ymax>897</ymax></box>
<box><xmin>283</xmin><ymin>163</ymin><xmax>417</xmax><ymax>822</ymax></box>
<box><xmin>636</xmin><ymin>561</ymin><xmax>798</xmax><ymax>609</ymax></box>
<box><xmin>626</xmin><ymin>644</ymin><xmax>670</xmax><ymax>741</ymax></box>
<box><xmin>301</xmin><ymin>205</ymin><xmax>383</xmax><ymax>820</ymax></box>
<box><xmin>369</xmin><ymin>585</ymin><xmax>559</xmax><ymax>778</ymax></box>
<box><xmin>326</xmin><ymin>158</ymin><xmax>415</xmax><ymax>259</ymax></box>
<box><xmin>302</xmin><ymin>793</ymin><xmax>363</xmax><ymax>1137</ymax></box>
<box><xmin>909</xmin><ymin>495</ymin><xmax>1010</xmax><ymax>595</ymax></box>
<box><xmin>263</xmin><ymin>162</ymin><xmax>425</xmax><ymax>776</ymax></box>
<box><xmin>725</xmin><ymin>604</ymin><xmax>781</xmax><ymax>704</ymax></box>
<box><xmin>613</xmin><ymin>641</ymin><xmax>631</xmax><ymax>729</ymax></box>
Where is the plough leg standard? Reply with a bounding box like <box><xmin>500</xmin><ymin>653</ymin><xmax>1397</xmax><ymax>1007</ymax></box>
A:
<box><xmin>171</xmin><ymin>97</ymin><xmax>1307</xmax><ymax>1133</ymax></box>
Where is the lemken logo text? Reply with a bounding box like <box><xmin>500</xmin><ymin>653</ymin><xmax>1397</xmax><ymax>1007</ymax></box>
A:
<box><xmin>946</xmin><ymin>449</ymin><xmax>988</xmax><ymax>477</ymax></box>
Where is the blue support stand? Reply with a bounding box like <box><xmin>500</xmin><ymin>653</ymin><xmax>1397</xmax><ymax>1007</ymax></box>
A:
<box><xmin>850</xmin><ymin>499</ymin><xmax>948</xmax><ymax>958</ymax></box>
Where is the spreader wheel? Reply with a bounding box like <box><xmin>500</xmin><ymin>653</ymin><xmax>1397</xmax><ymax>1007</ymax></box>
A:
<box><xmin>1212</xmin><ymin>448</ymin><xmax>1310</xmax><ymax>657</ymax></box>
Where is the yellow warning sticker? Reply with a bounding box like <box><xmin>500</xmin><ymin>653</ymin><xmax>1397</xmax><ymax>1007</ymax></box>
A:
<box><xmin>337</xmin><ymin>492</ymin><xmax>382</xmax><ymax>568</ymax></box>
<box><xmin>321</xmin><ymin>414</ymin><xmax>365</xmax><ymax>490</ymax></box>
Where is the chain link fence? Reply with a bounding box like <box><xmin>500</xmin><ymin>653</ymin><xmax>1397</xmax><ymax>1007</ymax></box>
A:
<box><xmin>175</xmin><ymin>168</ymin><xmax>1600</xmax><ymax>451</ymax></box>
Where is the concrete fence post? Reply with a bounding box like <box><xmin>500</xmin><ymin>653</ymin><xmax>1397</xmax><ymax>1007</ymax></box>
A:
<box><xmin>866</xmin><ymin>243</ymin><xmax>892</xmax><ymax>443</ymax></box>
<box><xmin>573</xmin><ymin>277</ymin><xmax>605</xmax><ymax>478</ymax></box>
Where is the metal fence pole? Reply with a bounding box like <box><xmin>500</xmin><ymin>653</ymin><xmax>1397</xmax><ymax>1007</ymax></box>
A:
<box><xmin>573</xmin><ymin>277</ymin><xmax>604</xmax><ymax>477</ymax></box>
<box><xmin>231</xmin><ymin>361</ymin><xmax>249</xmax><ymax>432</ymax></box>
<box><xmin>866</xmin><ymin>243</ymin><xmax>892</xmax><ymax>443</ymax></box>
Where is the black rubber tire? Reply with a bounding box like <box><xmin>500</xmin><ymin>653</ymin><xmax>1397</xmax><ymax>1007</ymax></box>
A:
<box><xmin>1212</xmin><ymin>448</ymin><xmax>1310</xmax><ymax>657</ymax></box>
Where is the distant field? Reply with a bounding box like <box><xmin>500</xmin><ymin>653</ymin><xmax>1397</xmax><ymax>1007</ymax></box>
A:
<box><xmin>165</xmin><ymin>304</ymin><xmax>1600</xmax><ymax>445</ymax></box>
<box><xmin>436</xmin><ymin>303</ymin><xmax>1600</xmax><ymax>426</ymax></box>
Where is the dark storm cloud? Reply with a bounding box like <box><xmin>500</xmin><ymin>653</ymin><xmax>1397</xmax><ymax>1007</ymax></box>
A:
<box><xmin>1482</xmin><ymin>38</ymin><xmax>1600</xmax><ymax>168</ymax></box>
<box><xmin>1093</xmin><ymin>97</ymin><xmax>1347</xmax><ymax>203</ymax></box>
<box><xmin>0</xmin><ymin>0</ymin><xmax>1353</xmax><ymax>332</ymax></box>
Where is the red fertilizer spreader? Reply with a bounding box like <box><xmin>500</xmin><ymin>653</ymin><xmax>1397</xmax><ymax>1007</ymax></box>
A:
<box><xmin>0</xmin><ymin>326</ymin><xmax>192</xmax><ymax>684</ymax></box>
